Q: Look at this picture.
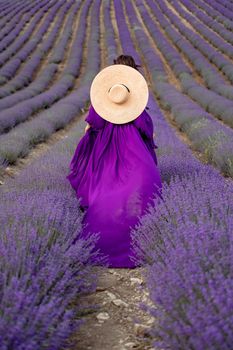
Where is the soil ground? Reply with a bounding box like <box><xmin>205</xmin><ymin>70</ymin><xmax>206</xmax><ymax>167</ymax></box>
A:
<box><xmin>67</xmin><ymin>266</ymin><xmax>156</xmax><ymax>350</ymax></box>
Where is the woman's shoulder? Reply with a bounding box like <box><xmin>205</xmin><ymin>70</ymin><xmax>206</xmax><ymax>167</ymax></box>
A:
<box><xmin>85</xmin><ymin>103</ymin><xmax>107</xmax><ymax>129</ymax></box>
<box><xmin>133</xmin><ymin>107</ymin><xmax>152</xmax><ymax>123</ymax></box>
<box><xmin>86</xmin><ymin>104</ymin><xmax>106</xmax><ymax>119</ymax></box>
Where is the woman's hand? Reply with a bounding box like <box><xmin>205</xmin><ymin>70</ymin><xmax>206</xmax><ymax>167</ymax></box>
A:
<box><xmin>153</xmin><ymin>131</ymin><xmax>156</xmax><ymax>138</ymax></box>
<box><xmin>84</xmin><ymin>123</ymin><xmax>91</xmax><ymax>133</ymax></box>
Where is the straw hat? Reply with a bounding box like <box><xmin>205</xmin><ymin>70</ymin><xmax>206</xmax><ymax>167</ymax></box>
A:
<box><xmin>90</xmin><ymin>64</ymin><xmax>149</xmax><ymax>124</ymax></box>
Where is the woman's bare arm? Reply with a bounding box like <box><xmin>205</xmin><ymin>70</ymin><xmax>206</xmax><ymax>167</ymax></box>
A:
<box><xmin>84</xmin><ymin>123</ymin><xmax>91</xmax><ymax>133</ymax></box>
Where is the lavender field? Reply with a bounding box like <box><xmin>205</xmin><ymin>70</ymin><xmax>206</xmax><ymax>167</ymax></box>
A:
<box><xmin>0</xmin><ymin>0</ymin><xmax>232</xmax><ymax>349</ymax></box>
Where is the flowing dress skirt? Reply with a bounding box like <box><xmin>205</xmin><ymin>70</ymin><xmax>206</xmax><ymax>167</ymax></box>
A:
<box><xmin>66</xmin><ymin>105</ymin><xmax>162</xmax><ymax>268</ymax></box>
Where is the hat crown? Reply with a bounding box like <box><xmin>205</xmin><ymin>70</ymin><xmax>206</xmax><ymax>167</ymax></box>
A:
<box><xmin>90</xmin><ymin>64</ymin><xmax>149</xmax><ymax>124</ymax></box>
<box><xmin>108</xmin><ymin>83</ymin><xmax>129</xmax><ymax>104</ymax></box>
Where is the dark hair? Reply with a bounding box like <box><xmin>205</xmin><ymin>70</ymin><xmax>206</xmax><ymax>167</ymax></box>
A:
<box><xmin>113</xmin><ymin>55</ymin><xmax>149</xmax><ymax>110</ymax></box>
<box><xmin>113</xmin><ymin>54</ymin><xmax>141</xmax><ymax>71</ymax></box>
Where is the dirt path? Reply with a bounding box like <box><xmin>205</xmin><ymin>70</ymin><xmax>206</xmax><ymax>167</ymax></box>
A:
<box><xmin>67</xmin><ymin>266</ymin><xmax>155</xmax><ymax>350</ymax></box>
<box><xmin>64</xmin><ymin>2</ymin><xmax>157</xmax><ymax>349</ymax></box>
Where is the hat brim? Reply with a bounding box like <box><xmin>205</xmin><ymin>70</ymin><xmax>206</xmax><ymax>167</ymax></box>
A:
<box><xmin>90</xmin><ymin>64</ymin><xmax>149</xmax><ymax>124</ymax></box>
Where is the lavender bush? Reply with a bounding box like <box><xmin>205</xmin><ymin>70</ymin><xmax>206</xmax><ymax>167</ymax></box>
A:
<box><xmin>0</xmin><ymin>107</ymin><xmax>108</xmax><ymax>350</ymax></box>
<box><xmin>112</xmin><ymin>2</ymin><xmax>233</xmax><ymax>349</ymax></box>
<box><xmin>0</xmin><ymin>0</ymin><xmax>57</xmax><ymax>77</ymax></box>
<box><xmin>131</xmin><ymin>167</ymin><xmax>233</xmax><ymax>350</ymax></box>
<box><xmin>0</xmin><ymin>0</ymin><xmax>77</xmax><ymax>100</ymax></box>
<box><xmin>151</xmin><ymin>0</ymin><xmax>233</xmax><ymax>81</ymax></box>
<box><xmin>0</xmin><ymin>188</ymin><xmax>107</xmax><ymax>350</ymax></box>
<box><xmin>0</xmin><ymin>0</ymin><xmax>108</xmax><ymax>348</ymax></box>
<box><xmin>122</xmin><ymin>0</ymin><xmax>233</xmax><ymax>177</ymax></box>
<box><xmin>179</xmin><ymin>0</ymin><xmax>233</xmax><ymax>45</ymax></box>
<box><xmin>0</xmin><ymin>0</ymin><xmax>99</xmax><ymax>164</ymax></box>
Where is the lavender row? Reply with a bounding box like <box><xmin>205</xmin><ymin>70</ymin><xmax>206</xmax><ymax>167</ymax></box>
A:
<box><xmin>115</xmin><ymin>2</ymin><xmax>224</xmax><ymax>178</ymax></box>
<box><xmin>114</xmin><ymin>0</ymin><xmax>166</xmax><ymax>83</ymax></box>
<box><xmin>158</xmin><ymin>0</ymin><xmax>233</xmax><ymax>95</ymax></box>
<box><xmin>131</xmin><ymin>138</ymin><xmax>233</xmax><ymax>349</ymax></box>
<box><xmin>0</xmin><ymin>0</ymin><xmax>13</xmax><ymax>15</ymax></box>
<box><xmin>0</xmin><ymin>0</ymin><xmax>49</xmax><ymax>55</ymax></box>
<box><xmin>154</xmin><ymin>0</ymin><xmax>233</xmax><ymax>83</ymax></box>
<box><xmin>156</xmin><ymin>80</ymin><xmax>233</xmax><ymax>177</ymax></box>
<box><xmin>0</xmin><ymin>0</ymin><xmax>28</xmax><ymax>16</ymax></box>
<box><xmin>0</xmin><ymin>0</ymin><xmax>15</xmax><ymax>12</ymax></box>
<box><xmin>0</xmin><ymin>0</ymin><xmax>59</xmax><ymax>83</ymax></box>
<box><xmin>0</xmin><ymin>1</ymin><xmax>38</xmax><ymax>45</ymax></box>
<box><xmin>0</xmin><ymin>0</ymin><xmax>33</xmax><ymax>41</ymax></box>
<box><xmin>114</xmin><ymin>2</ymin><xmax>233</xmax><ymax>348</ymax></box>
<box><xmin>0</xmin><ymin>0</ymin><xmax>98</xmax><ymax>165</ymax></box>
<box><xmin>48</xmin><ymin>0</ymin><xmax>78</xmax><ymax>65</ymax></box>
<box><xmin>0</xmin><ymin>64</ymin><xmax>57</xmax><ymax>108</ymax></box>
<box><xmin>112</xmin><ymin>0</ymin><xmax>142</xmax><ymax>67</ymax></box>
<box><xmin>102</xmin><ymin>0</ymin><xmax>118</xmax><ymax>66</ymax></box>
<box><xmin>0</xmin><ymin>183</ymin><xmax>103</xmax><ymax>350</ymax></box>
<box><xmin>0</xmin><ymin>0</ymin><xmax>88</xmax><ymax>136</ymax></box>
<box><xmin>179</xmin><ymin>0</ymin><xmax>233</xmax><ymax>45</ymax></box>
<box><xmin>128</xmin><ymin>0</ymin><xmax>233</xmax><ymax>176</ymax></box>
<box><xmin>0</xmin><ymin>1</ymin><xmax>107</xmax><ymax>348</ymax></box>
<box><xmin>0</xmin><ymin>0</ymin><xmax>78</xmax><ymax>101</ymax></box>
<box><xmin>0</xmin><ymin>0</ymin><xmax>14</xmax><ymax>12</ymax></box>
<box><xmin>139</xmin><ymin>0</ymin><xmax>233</xmax><ymax>125</ymax></box>
<box><xmin>181</xmin><ymin>75</ymin><xmax>233</xmax><ymax>127</ymax></box>
<box><xmin>215</xmin><ymin>0</ymin><xmax>233</xmax><ymax>11</ymax></box>
<box><xmin>145</xmin><ymin>0</ymin><xmax>233</xmax><ymax>97</ymax></box>
<box><xmin>0</xmin><ymin>0</ymin><xmax>31</xmax><ymax>31</ymax></box>
<box><xmin>188</xmin><ymin>0</ymin><xmax>233</xmax><ymax>31</ymax></box>
<box><xmin>158</xmin><ymin>0</ymin><xmax>233</xmax><ymax>85</ymax></box>
<box><xmin>205</xmin><ymin>0</ymin><xmax>233</xmax><ymax>21</ymax></box>
<box><xmin>172</xmin><ymin>0</ymin><xmax>233</xmax><ymax>58</ymax></box>
<box><xmin>0</xmin><ymin>106</ymin><xmax>105</xmax><ymax>350</ymax></box>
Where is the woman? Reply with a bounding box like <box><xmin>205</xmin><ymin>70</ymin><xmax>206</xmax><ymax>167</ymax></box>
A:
<box><xmin>66</xmin><ymin>55</ymin><xmax>162</xmax><ymax>268</ymax></box>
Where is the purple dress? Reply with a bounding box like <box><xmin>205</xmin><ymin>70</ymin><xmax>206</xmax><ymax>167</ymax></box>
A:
<box><xmin>66</xmin><ymin>104</ymin><xmax>162</xmax><ymax>268</ymax></box>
